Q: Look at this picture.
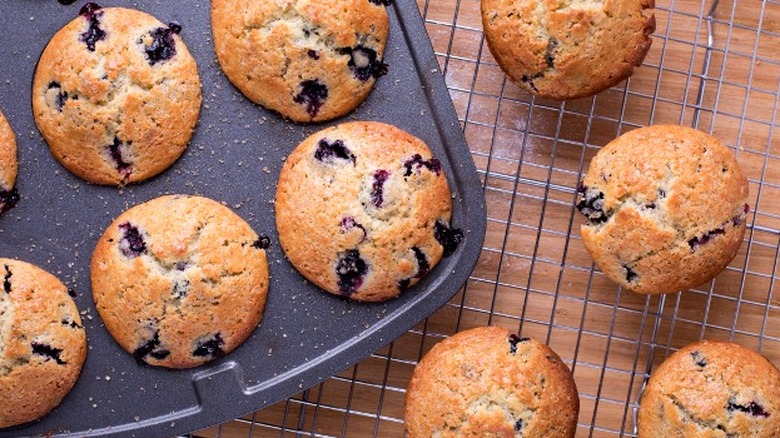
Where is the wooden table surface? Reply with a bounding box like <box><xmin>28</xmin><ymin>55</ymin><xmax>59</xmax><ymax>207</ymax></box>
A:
<box><xmin>195</xmin><ymin>1</ymin><xmax>780</xmax><ymax>436</ymax></box>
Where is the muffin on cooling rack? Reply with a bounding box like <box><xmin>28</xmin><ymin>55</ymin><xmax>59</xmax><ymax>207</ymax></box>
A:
<box><xmin>0</xmin><ymin>259</ymin><xmax>87</xmax><ymax>428</ymax></box>
<box><xmin>638</xmin><ymin>340</ymin><xmax>780</xmax><ymax>437</ymax></box>
<box><xmin>32</xmin><ymin>3</ymin><xmax>201</xmax><ymax>185</ymax></box>
<box><xmin>275</xmin><ymin>121</ymin><xmax>463</xmax><ymax>302</ymax></box>
<box><xmin>211</xmin><ymin>0</ymin><xmax>390</xmax><ymax>122</ymax></box>
<box><xmin>404</xmin><ymin>326</ymin><xmax>579</xmax><ymax>438</ymax></box>
<box><xmin>91</xmin><ymin>195</ymin><xmax>269</xmax><ymax>369</ymax></box>
<box><xmin>481</xmin><ymin>0</ymin><xmax>655</xmax><ymax>100</ymax></box>
<box><xmin>576</xmin><ymin>125</ymin><xmax>749</xmax><ymax>295</ymax></box>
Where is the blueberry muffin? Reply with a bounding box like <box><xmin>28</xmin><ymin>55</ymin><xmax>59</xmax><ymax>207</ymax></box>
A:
<box><xmin>404</xmin><ymin>326</ymin><xmax>579</xmax><ymax>437</ymax></box>
<box><xmin>32</xmin><ymin>3</ymin><xmax>202</xmax><ymax>185</ymax></box>
<box><xmin>0</xmin><ymin>110</ymin><xmax>18</xmax><ymax>214</ymax></box>
<box><xmin>211</xmin><ymin>0</ymin><xmax>389</xmax><ymax>122</ymax></box>
<box><xmin>0</xmin><ymin>259</ymin><xmax>86</xmax><ymax>428</ymax></box>
<box><xmin>481</xmin><ymin>0</ymin><xmax>655</xmax><ymax>100</ymax></box>
<box><xmin>577</xmin><ymin>125</ymin><xmax>749</xmax><ymax>295</ymax></box>
<box><xmin>638</xmin><ymin>340</ymin><xmax>780</xmax><ymax>437</ymax></box>
<box><xmin>90</xmin><ymin>195</ymin><xmax>269</xmax><ymax>369</ymax></box>
<box><xmin>275</xmin><ymin>121</ymin><xmax>463</xmax><ymax>302</ymax></box>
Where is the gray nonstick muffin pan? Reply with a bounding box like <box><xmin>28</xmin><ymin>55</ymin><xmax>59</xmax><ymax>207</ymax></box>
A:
<box><xmin>0</xmin><ymin>1</ymin><xmax>486</xmax><ymax>436</ymax></box>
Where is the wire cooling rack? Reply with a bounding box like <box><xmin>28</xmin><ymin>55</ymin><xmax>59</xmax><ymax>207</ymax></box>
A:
<box><xmin>189</xmin><ymin>0</ymin><xmax>780</xmax><ymax>436</ymax></box>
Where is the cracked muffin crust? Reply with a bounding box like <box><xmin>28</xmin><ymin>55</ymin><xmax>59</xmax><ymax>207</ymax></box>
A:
<box><xmin>481</xmin><ymin>0</ymin><xmax>655</xmax><ymax>100</ymax></box>
<box><xmin>90</xmin><ymin>195</ymin><xmax>269</xmax><ymax>369</ymax></box>
<box><xmin>0</xmin><ymin>259</ymin><xmax>86</xmax><ymax>428</ymax></box>
<box><xmin>404</xmin><ymin>326</ymin><xmax>579</xmax><ymax>438</ymax></box>
<box><xmin>211</xmin><ymin>0</ymin><xmax>389</xmax><ymax>122</ymax></box>
<box><xmin>275</xmin><ymin>121</ymin><xmax>462</xmax><ymax>302</ymax></box>
<box><xmin>638</xmin><ymin>340</ymin><xmax>780</xmax><ymax>437</ymax></box>
<box><xmin>577</xmin><ymin>125</ymin><xmax>749</xmax><ymax>295</ymax></box>
<box><xmin>32</xmin><ymin>3</ymin><xmax>202</xmax><ymax>185</ymax></box>
<box><xmin>0</xmin><ymin>110</ymin><xmax>19</xmax><ymax>215</ymax></box>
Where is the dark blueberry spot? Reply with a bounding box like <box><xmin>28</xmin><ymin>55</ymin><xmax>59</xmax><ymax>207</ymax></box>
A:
<box><xmin>193</xmin><ymin>333</ymin><xmax>225</xmax><ymax>358</ymax></box>
<box><xmin>252</xmin><ymin>235</ymin><xmax>271</xmax><ymax>250</ymax></box>
<box><xmin>67</xmin><ymin>288</ymin><xmax>77</xmax><ymax>298</ymax></box>
<box><xmin>314</xmin><ymin>139</ymin><xmax>356</xmax><ymax>165</ymax></box>
<box><xmin>3</xmin><ymin>265</ymin><xmax>10</xmax><ymax>294</ymax></box>
<box><xmin>412</xmin><ymin>247</ymin><xmax>429</xmax><ymax>278</ymax></box>
<box><xmin>118</xmin><ymin>222</ymin><xmax>147</xmax><ymax>258</ymax></box>
<box><xmin>62</xmin><ymin>319</ymin><xmax>82</xmax><ymax>329</ymax></box>
<box><xmin>31</xmin><ymin>342</ymin><xmax>66</xmax><ymax>365</ymax></box>
<box><xmin>545</xmin><ymin>37</ymin><xmax>558</xmax><ymax>68</ymax></box>
<box><xmin>645</xmin><ymin>203</ymin><xmax>656</xmax><ymax>209</ymax></box>
<box><xmin>336</xmin><ymin>249</ymin><xmax>368</xmax><ymax>296</ymax></box>
<box><xmin>508</xmin><ymin>334</ymin><xmax>530</xmax><ymax>354</ymax></box>
<box><xmin>397</xmin><ymin>278</ymin><xmax>410</xmax><ymax>292</ymax></box>
<box><xmin>727</xmin><ymin>400</ymin><xmax>770</xmax><ymax>418</ymax></box>
<box><xmin>172</xmin><ymin>279</ymin><xmax>189</xmax><ymax>299</ymax></box>
<box><xmin>340</xmin><ymin>216</ymin><xmax>367</xmax><ymax>241</ymax></box>
<box><xmin>691</xmin><ymin>351</ymin><xmax>707</xmax><ymax>367</ymax></box>
<box><xmin>658</xmin><ymin>188</ymin><xmax>667</xmax><ymax>198</ymax></box>
<box><xmin>174</xmin><ymin>261</ymin><xmax>189</xmax><ymax>271</ymax></box>
<box><xmin>369</xmin><ymin>0</ymin><xmax>392</xmax><ymax>5</ymax></box>
<box><xmin>168</xmin><ymin>21</ymin><xmax>182</xmax><ymax>34</ymax></box>
<box><xmin>0</xmin><ymin>187</ymin><xmax>20</xmax><ymax>213</ymax></box>
<box><xmin>576</xmin><ymin>185</ymin><xmax>610</xmax><ymax>224</ymax></box>
<box><xmin>371</xmin><ymin>169</ymin><xmax>390</xmax><ymax>208</ymax></box>
<box><xmin>734</xmin><ymin>204</ymin><xmax>750</xmax><ymax>226</ymax></box>
<box><xmin>141</xmin><ymin>26</ymin><xmax>179</xmax><ymax>66</ymax></box>
<box><xmin>307</xmin><ymin>49</ymin><xmax>320</xmax><ymax>59</ymax></box>
<box><xmin>434</xmin><ymin>220</ymin><xmax>464</xmax><ymax>257</ymax></box>
<box><xmin>744</xmin><ymin>203</ymin><xmax>750</xmax><ymax>215</ymax></box>
<box><xmin>688</xmin><ymin>228</ymin><xmax>726</xmax><ymax>252</ymax></box>
<box><xmin>514</xmin><ymin>419</ymin><xmax>524</xmax><ymax>432</ymax></box>
<box><xmin>79</xmin><ymin>3</ymin><xmax>106</xmax><ymax>52</ymax></box>
<box><xmin>403</xmin><ymin>154</ymin><xmax>442</xmax><ymax>177</ymax></box>
<box><xmin>149</xmin><ymin>349</ymin><xmax>171</xmax><ymax>360</ymax></box>
<box><xmin>106</xmin><ymin>136</ymin><xmax>133</xmax><ymax>179</ymax></box>
<box><xmin>624</xmin><ymin>264</ymin><xmax>638</xmax><ymax>283</ymax></box>
<box><xmin>133</xmin><ymin>331</ymin><xmax>169</xmax><ymax>364</ymax></box>
<box><xmin>293</xmin><ymin>79</ymin><xmax>328</xmax><ymax>118</ymax></box>
<box><xmin>338</xmin><ymin>45</ymin><xmax>388</xmax><ymax>82</ymax></box>
<box><xmin>59</xmin><ymin>0</ymin><xmax>78</xmax><ymax>4</ymax></box>
<box><xmin>47</xmin><ymin>81</ymin><xmax>68</xmax><ymax>112</ymax></box>
<box><xmin>520</xmin><ymin>73</ymin><xmax>543</xmax><ymax>92</ymax></box>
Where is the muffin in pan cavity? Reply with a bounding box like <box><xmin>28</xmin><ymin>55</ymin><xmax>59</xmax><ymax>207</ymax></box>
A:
<box><xmin>32</xmin><ymin>3</ymin><xmax>202</xmax><ymax>185</ymax></box>
<box><xmin>0</xmin><ymin>259</ymin><xmax>87</xmax><ymax>428</ymax></box>
<box><xmin>577</xmin><ymin>125</ymin><xmax>749</xmax><ymax>295</ymax></box>
<box><xmin>481</xmin><ymin>0</ymin><xmax>655</xmax><ymax>100</ymax></box>
<box><xmin>91</xmin><ymin>195</ymin><xmax>269</xmax><ymax>369</ymax></box>
<box><xmin>0</xmin><ymin>109</ymin><xmax>18</xmax><ymax>215</ymax></box>
<box><xmin>275</xmin><ymin>121</ymin><xmax>463</xmax><ymax>302</ymax></box>
<box><xmin>211</xmin><ymin>0</ymin><xmax>390</xmax><ymax>123</ymax></box>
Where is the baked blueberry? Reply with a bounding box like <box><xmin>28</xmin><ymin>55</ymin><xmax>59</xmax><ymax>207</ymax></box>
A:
<box><xmin>371</xmin><ymin>169</ymin><xmax>390</xmax><ymax>207</ymax></box>
<box><xmin>31</xmin><ymin>342</ymin><xmax>66</xmax><ymax>365</ymax></box>
<box><xmin>404</xmin><ymin>154</ymin><xmax>442</xmax><ymax>177</ymax></box>
<box><xmin>193</xmin><ymin>333</ymin><xmax>225</xmax><ymax>358</ymax></box>
<box><xmin>0</xmin><ymin>188</ymin><xmax>19</xmax><ymax>214</ymax></box>
<box><xmin>336</xmin><ymin>249</ymin><xmax>368</xmax><ymax>296</ymax></box>
<box><xmin>689</xmin><ymin>228</ymin><xmax>726</xmax><ymax>252</ymax></box>
<box><xmin>3</xmin><ymin>265</ymin><xmax>10</xmax><ymax>294</ymax></box>
<box><xmin>172</xmin><ymin>279</ymin><xmax>189</xmax><ymax>299</ymax></box>
<box><xmin>369</xmin><ymin>0</ymin><xmax>392</xmax><ymax>5</ymax></box>
<box><xmin>79</xmin><ymin>3</ymin><xmax>106</xmax><ymax>52</ymax></box>
<box><xmin>508</xmin><ymin>334</ymin><xmax>530</xmax><ymax>354</ymax></box>
<box><xmin>691</xmin><ymin>351</ymin><xmax>707</xmax><ymax>367</ymax></box>
<box><xmin>545</xmin><ymin>38</ymin><xmax>558</xmax><ymax>68</ymax></box>
<box><xmin>576</xmin><ymin>185</ymin><xmax>609</xmax><ymax>224</ymax></box>
<box><xmin>106</xmin><ymin>136</ymin><xmax>133</xmax><ymax>179</ymax></box>
<box><xmin>412</xmin><ymin>247</ymin><xmax>429</xmax><ymax>277</ymax></box>
<box><xmin>47</xmin><ymin>82</ymin><xmax>68</xmax><ymax>112</ymax></box>
<box><xmin>727</xmin><ymin>400</ymin><xmax>769</xmax><ymax>418</ymax></box>
<box><xmin>251</xmin><ymin>235</ymin><xmax>271</xmax><ymax>250</ymax></box>
<box><xmin>118</xmin><ymin>222</ymin><xmax>147</xmax><ymax>258</ymax></box>
<box><xmin>314</xmin><ymin>138</ymin><xmax>356</xmax><ymax>165</ymax></box>
<box><xmin>340</xmin><ymin>216</ymin><xmax>367</xmax><ymax>241</ymax></box>
<box><xmin>514</xmin><ymin>419</ymin><xmax>524</xmax><ymax>432</ymax></box>
<box><xmin>293</xmin><ymin>80</ymin><xmax>328</xmax><ymax>118</ymax></box>
<box><xmin>338</xmin><ymin>45</ymin><xmax>388</xmax><ymax>81</ymax></box>
<box><xmin>624</xmin><ymin>264</ymin><xmax>638</xmax><ymax>283</ymax></box>
<box><xmin>133</xmin><ymin>331</ymin><xmax>170</xmax><ymax>363</ymax></box>
<box><xmin>434</xmin><ymin>220</ymin><xmax>464</xmax><ymax>257</ymax></box>
<box><xmin>141</xmin><ymin>24</ymin><xmax>180</xmax><ymax>66</ymax></box>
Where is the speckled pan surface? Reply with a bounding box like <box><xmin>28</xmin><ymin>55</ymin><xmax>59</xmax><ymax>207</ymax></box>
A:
<box><xmin>0</xmin><ymin>1</ymin><xmax>485</xmax><ymax>437</ymax></box>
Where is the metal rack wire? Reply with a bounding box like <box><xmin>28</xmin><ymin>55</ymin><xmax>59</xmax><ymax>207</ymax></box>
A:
<box><xmin>190</xmin><ymin>0</ymin><xmax>780</xmax><ymax>436</ymax></box>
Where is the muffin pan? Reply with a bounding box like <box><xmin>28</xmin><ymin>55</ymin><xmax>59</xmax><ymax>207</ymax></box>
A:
<box><xmin>0</xmin><ymin>1</ymin><xmax>485</xmax><ymax>437</ymax></box>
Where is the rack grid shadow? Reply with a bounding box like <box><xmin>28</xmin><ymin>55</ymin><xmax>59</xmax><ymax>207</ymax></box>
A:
<box><xmin>192</xmin><ymin>0</ymin><xmax>780</xmax><ymax>436</ymax></box>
